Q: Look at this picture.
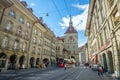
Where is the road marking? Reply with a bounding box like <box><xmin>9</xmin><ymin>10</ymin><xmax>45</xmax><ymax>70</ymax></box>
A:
<box><xmin>75</xmin><ymin>68</ymin><xmax>85</xmax><ymax>79</ymax></box>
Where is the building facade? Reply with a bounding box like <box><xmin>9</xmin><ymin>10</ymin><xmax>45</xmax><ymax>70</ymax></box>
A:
<box><xmin>78</xmin><ymin>45</ymin><xmax>87</xmax><ymax>64</ymax></box>
<box><xmin>0</xmin><ymin>0</ymin><xmax>56</xmax><ymax>72</ymax></box>
<box><xmin>56</xmin><ymin>18</ymin><xmax>79</xmax><ymax>63</ymax></box>
<box><xmin>86</xmin><ymin>0</ymin><xmax>120</xmax><ymax>78</ymax></box>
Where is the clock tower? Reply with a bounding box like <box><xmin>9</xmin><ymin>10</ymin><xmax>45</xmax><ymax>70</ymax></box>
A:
<box><xmin>64</xmin><ymin>17</ymin><xmax>78</xmax><ymax>63</ymax></box>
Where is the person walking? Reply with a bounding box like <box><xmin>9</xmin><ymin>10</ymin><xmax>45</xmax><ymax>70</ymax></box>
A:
<box><xmin>64</xmin><ymin>64</ymin><xmax>67</xmax><ymax>70</ymax></box>
<box><xmin>97</xmin><ymin>64</ymin><xmax>104</xmax><ymax>76</ymax></box>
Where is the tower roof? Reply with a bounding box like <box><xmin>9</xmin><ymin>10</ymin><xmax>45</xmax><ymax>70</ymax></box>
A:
<box><xmin>65</xmin><ymin>17</ymin><xmax>77</xmax><ymax>34</ymax></box>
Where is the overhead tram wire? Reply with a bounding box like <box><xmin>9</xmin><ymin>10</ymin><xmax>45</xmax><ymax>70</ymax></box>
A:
<box><xmin>64</xmin><ymin>0</ymin><xmax>71</xmax><ymax>17</ymax></box>
<box><xmin>51</xmin><ymin>0</ymin><xmax>63</xmax><ymax>18</ymax></box>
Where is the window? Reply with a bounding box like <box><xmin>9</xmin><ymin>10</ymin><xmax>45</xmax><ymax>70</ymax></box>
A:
<box><xmin>68</xmin><ymin>46</ymin><xmax>69</xmax><ymax>49</ymax></box>
<box><xmin>25</xmin><ymin>31</ymin><xmax>29</xmax><ymax>39</ymax></box>
<box><xmin>13</xmin><ymin>40</ymin><xmax>19</xmax><ymax>50</ymax></box>
<box><xmin>38</xmin><ymin>40</ymin><xmax>41</xmax><ymax>45</ymax></box>
<box><xmin>73</xmin><ymin>45</ymin><xmax>75</xmax><ymax>48</ymax></box>
<box><xmin>1</xmin><ymin>36</ymin><xmax>9</xmax><ymax>48</ymax></box>
<box><xmin>38</xmin><ymin>48</ymin><xmax>40</xmax><ymax>55</ymax></box>
<box><xmin>33</xmin><ymin>37</ymin><xmax>36</xmax><ymax>44</ymax></box>
<box><xmin>34</xmin><ymin>29</ymin><xmax>37</xmax><ymax>35</ymax></box>
<box><xmin>22</xmin><ymin>42</ymin><xmax>26</xmax><ymax>51</ymax></box>
<box><xmin>32</xmin><ymin>47</ymin><xmax>35</xmax><ymax>53</ymax></box>
<box><xmin>9</xmin><ymin>10</ymin><xmax>15</xmax><ymax>18</ymax></box>
<box><xmin>104</xmin><ymin>27</ymin><xmax>108</xmax><ymax>42</ymax></box>
<box><xmin>100</xmin><ymin>7</ymin><xmax>105</xmax><ymax>21</ymax></box>
<box><xmin>26</xmin><ymin>22</ymin><xmax>30</xmax><ymax>28</ymax></box>
<box><xmin>19</xmin><ymin>17</ymin><xmax>24</xmax><ymax>23</ymax></box>
<box><xmin>16</xmin><ymin>26</ymin><xmax>22</xmax><ymax>35</ymax></box>
<box><xmin>107</xmin><ymin>0</ymin><xmax>114</xmax><ymax>8</ymax></box>
<box><xmin>112</xmin><ymin>8</ymin><xmax>120</xmax><ymax>26</ymax></box>
<box><xmin>6</xmin><ymin>21</ymin><xmax>12</xmax><ymax>31</ymax></box>
<box><xmin>39</xmin><ymin>32</ymin><xmax>42</xmax><ymax>38</ymax></box>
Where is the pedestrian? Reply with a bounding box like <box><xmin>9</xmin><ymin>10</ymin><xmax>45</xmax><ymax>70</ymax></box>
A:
<box><xmin>64</xmin><ymin>64</ymin><xmax>66</xmax><ymax>70</ymax></box>
<box><xmin>15</xmin><ymin>63</ymin><xmax>20</xmax><ymax>73</ymax></box>
<box><xmin>97</xmin><ymin>64</ymin><xmax>104</xmax><ymax>76</ymax></box>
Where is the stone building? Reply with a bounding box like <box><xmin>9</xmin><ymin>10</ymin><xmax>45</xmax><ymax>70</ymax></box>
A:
<box><xmin>78</xmin><ymin>45</ymin><xmax>86</xmax><ymax>64</ymax></box>
<box><xmin>0</xmin><ymin>0</ymin><xmax>56</xmax><ymax>72</ymax></box>
<box><xmin>85</xmin><ymin>0</ymin><xmax>120</xmax><ymax>78</ymax></box>
<box><xmin>56</xmin><ymin>17</ymin><xmax>79</xmax><ymax>63</ymax></box>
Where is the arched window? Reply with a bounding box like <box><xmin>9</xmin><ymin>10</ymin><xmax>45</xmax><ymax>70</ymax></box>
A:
<box><xmin>9</xmin><ymin>10</ymin><xmax>15</xmax><ymax>18</ymax></box>
<box><xmin>6</xmin><ymin>21</ymin><xmax>12</xmax><ymax>31</ymax></box>
<box><xmin>1</xmin><ymin>36</ymin><xmax>9</xmax><ymax>48</ymax></box>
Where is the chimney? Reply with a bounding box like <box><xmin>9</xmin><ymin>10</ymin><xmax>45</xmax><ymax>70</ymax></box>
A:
<box><xmin>20</xmin><ymin>1</ymin><xmax>27</xmax><ymax>7</ymax></box>
<box><xmin>27</xmin><ymin>8</ymin><xmax>33</xmax><ymax>13</ymax></box>
<box><xmin>39</xmin><ymin>17</ymin><xmax>43</xmax><ymax>23</ymax></box>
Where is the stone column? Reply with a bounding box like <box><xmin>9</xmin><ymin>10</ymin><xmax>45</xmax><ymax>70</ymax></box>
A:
<box><xmin>4</xmin><ymin>56</ymin><xmax>10</xmax><ymax>71</ymax></box>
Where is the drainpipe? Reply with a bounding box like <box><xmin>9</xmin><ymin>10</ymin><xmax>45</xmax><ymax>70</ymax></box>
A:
<box><xmin>27</xmin><ymin>20</ymin><xmax>38</xmax><ymax>68</ymax></box>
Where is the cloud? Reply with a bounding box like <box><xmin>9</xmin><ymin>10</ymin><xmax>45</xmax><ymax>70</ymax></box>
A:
<box><xmin>59</xmin><ymin>4</ymin><xmax>89</xmax><ymax>31</ymax></box>
<box><xmin>30</xmin><ymin>2</ymin><xmax>36</xmax><ymax>6</ymax></box>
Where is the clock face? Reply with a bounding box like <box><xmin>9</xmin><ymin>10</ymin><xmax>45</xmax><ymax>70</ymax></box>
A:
<box><xmin>69</xmin><ymin>36</ymin><xmax>72</xmax><ymax>40</ymax></box>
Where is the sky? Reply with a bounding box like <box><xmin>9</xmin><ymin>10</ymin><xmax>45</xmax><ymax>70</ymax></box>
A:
<box><xmin>20</xmin><ymin>0</ymin><xmax>89</xmax><ymax>47</ymax></box>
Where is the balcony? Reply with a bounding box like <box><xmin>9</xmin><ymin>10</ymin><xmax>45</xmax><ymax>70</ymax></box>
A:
<box><xmin>4</xmin><ymin>28</ymin><xmax>13</xmax><ymax>34</ymax></box>
<box><xmin>0</xmin><ymin>46</ymin><xmax>10</xmax><ymax>50</ymax></box>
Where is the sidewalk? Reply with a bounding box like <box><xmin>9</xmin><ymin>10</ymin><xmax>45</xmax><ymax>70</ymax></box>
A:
<box><xmin>0</xmin><ymin>66</ymin><xmax>56</xmax><ymax>74</ymax></box>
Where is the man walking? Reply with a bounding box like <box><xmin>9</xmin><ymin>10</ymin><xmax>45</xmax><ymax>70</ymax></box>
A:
<box><xmin>97</xmin><ymin>64</ymin><xmax>104</xmax><ymax>76</ymax></box>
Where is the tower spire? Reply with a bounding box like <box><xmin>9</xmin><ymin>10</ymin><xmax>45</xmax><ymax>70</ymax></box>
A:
<box><xmin>69</xmin><ymin>15</ymin><xmax>72</xmax><ymax>26</ymax></box>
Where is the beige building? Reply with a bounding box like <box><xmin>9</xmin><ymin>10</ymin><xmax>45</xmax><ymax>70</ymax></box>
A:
<box><xmin>86</xmin><ymin>0</ymin><xmax>120</xmax><ymax>78</ymax></box>
<box><xmin>78</xmin><ymin>44</ymin><xmax>87</xmax><ymax>64</ymax></box>
<box><xmin>0</xmin><ymin>0</ymin><xmax>56</xmax><ymax>72</ymax></box>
